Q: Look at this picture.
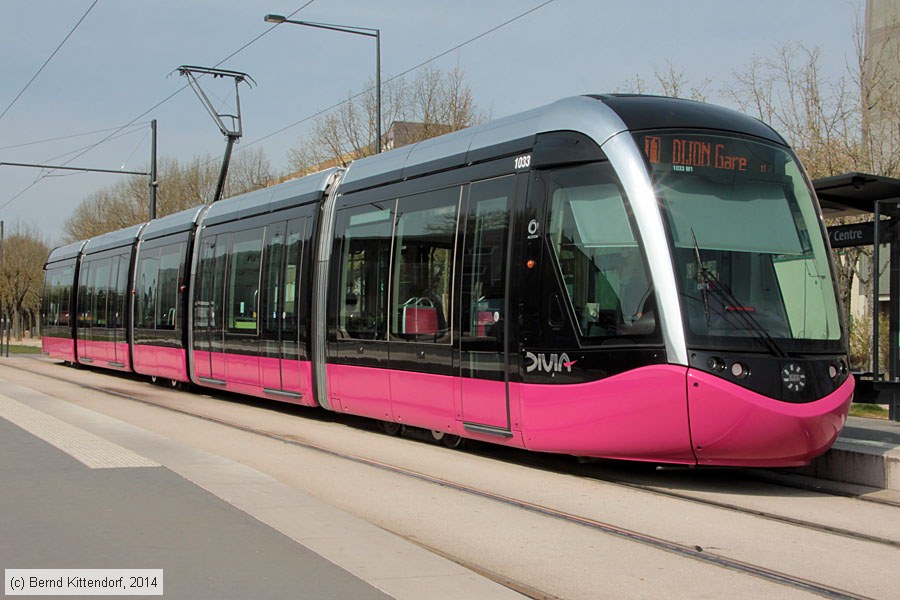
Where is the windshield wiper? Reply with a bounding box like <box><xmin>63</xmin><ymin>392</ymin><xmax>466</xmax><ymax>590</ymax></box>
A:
<box><xmin>705</xmin><ymin>271</ymin><xmax>787</xmax><ymax>358</ymax></box>
<box><xmin>691</xmin><ymin>230</ymin><xmax>711</xmax><ymax>327</ymax></box>
<box><xmin>689</xmin><ymin>231</ymin><xmax>787</xmax><ymax>358</ymax></box>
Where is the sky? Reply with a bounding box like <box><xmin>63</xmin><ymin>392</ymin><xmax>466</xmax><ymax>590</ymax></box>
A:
<box><xmin>0</xmin><ymin>0</ymin><xmax>863</xmax><ymax>247</ymax></box>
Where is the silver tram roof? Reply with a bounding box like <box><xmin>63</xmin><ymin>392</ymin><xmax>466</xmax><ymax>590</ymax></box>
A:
<box><xmin>140</xmin><ymin>205</ymin><xmax>207</xmax><ymax>242</ymax></box>
<box><xmin>81</xmin><ymin>223</ymin><xmax>145</xmax><ymax>256</ymax></box>
<box><xmin>50</xmin><ymin>95</ymin><xmax>785</xmax><ymax>255</ymax></box>
<box><xmin>201</xmin><ymin>167</ymin><xmax>341</xmax><ymax>227</ymax></box>
<box><xmin>45</xmin><ymin>240</ymin><xmax>88</xmax><ymax>266</ymax></box>
<box><xmin>340</xmin><ymin>94</ymin><xmax>785</xmax><ymax>193</ymax></box>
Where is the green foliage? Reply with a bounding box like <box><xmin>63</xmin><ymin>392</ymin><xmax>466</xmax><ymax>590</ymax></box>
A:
<box><xmin>849</xmin><ymin>403</ymin><xmax>889</xmax><ymax>419</ymax></box>
<box><xmin>848</xmin><ymin>312</ymin><xmax>890</xmax><ymax>372</ymax></box>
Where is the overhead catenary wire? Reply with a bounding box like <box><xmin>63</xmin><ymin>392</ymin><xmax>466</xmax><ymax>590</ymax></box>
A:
<box><xmin>56</xmin><ymin>0</ymin><xmax>317</xmax><ymax>168</ymax></box>
<box><xmin>3</xmin><ymin>0</ymin><xmax>555</xmax><ymax>213</ymax></box>
<box><xmin>0</xmin><ymin>1</ymin><xmax>317</xmax><ymax>213</ymax></box>
<box><xmin>0</xmin><ymin>123</ymin><xmax>155</xmax><ymax>212</ymax></box>
<box><xmin>0</xmin><ymin>122</ymin><xmax>151</xmax><ymax>152</ymax></box>
<box><xmin>0</xmin><ymin>0</ymin><xmax>99</xmax><ymax>124</ymax></box>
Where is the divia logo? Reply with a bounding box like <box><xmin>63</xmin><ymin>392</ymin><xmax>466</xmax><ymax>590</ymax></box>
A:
<box><xmin>525</xmin><ymin>352</ymin><xmax>577</xmax><ymax>373</ymax></box>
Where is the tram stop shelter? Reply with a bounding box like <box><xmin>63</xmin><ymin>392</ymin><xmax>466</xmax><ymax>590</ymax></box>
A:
<box><xmin>815</xmin><ymin>172</ymin><xmax>900</xmax><ymax>421</ymax></box>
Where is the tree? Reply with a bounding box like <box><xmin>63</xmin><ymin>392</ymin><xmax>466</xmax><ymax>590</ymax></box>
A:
<box><xmin>287</xmin><ymin>65</ymin><xmax>485</xmax><ymax>175</ymax></box>
<box><xmin>0</xmin><ymin>222</ymin><xmax>49</xmax><ymax>339</ymax></box>
<box><xmin>619</xmin><ymin>60</ymin><xmax>712</xmax><ymax>101</ymax></box>
<box><xmin>62</xmin><ymin>148</ymin><xmax>273</xmax><ymax>241</ymax></box>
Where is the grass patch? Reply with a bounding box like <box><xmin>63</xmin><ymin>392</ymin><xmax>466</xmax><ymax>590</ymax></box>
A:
<box><xmin>0</xmin><ymin>344</ymin><xmax>43</xmax><ymax>355</ymax></box>
<box><xmin>849</xmin><ymin>403</ymin><xmax>889</xmax><ymax>420</ymax></box>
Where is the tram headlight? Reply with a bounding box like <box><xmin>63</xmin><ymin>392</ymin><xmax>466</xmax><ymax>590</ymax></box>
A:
<box><xmin>730</xmin><ymin>362</ymin><xmax>750</xmax><ymax>379</ymax></box>
<box><xmin>707</xmin><ymin>356</ymin><xmax>726</xmax><ymax>372</ymax></box>
<box><xmin>829</xmin><ymin>360</ymin><xmax>848</xmax><ymax>381</ymax></box>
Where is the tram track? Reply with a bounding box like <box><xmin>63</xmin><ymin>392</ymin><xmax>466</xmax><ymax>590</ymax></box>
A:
<box><xmin>7</xmin><ymin>359</ymin><xmax>894</xmax><ymax>600</ymax></box>
<box><xmin>569</xmin><ymin>467</ymin><xmax>900</xmax><ymax>550</ymax></box>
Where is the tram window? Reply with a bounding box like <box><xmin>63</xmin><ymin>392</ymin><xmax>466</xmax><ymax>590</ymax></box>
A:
<box><xmin>157</xmin><ymin>244</ymin><xmax>182</xmax><ymax>330</ymax></box>
<box><xmin>108</xmin><ymin>254</ymin><xmax>129</xmax><ymax>329</ymax></box>
<box><xmin>336</xmin><ymin>203</ymin><xmax>393</xmax><ymax>340</ymax></box>
<box><xmin>136</xmin><ymin>249</ymin><xmax>160</xmax><ymax>329</ymax></box>
<box><xmin>548</xmin><ymin>163</ymin><xmax>657</xmax><ymax>341</ymax></box>
<box><xmin>89</xmin><ymin>259</ymin><xmax>112</xmax><ymax>328</ymax></box>
<box><xmin>44</xmin><ymin>266</ymin><xmax>73</xmax><ymax>327</ymax></box>
<box><xmin>195</xmin><ymin>235</ymin><xmax>228</xmax><ymax>333</ymax></box>
<box><xmin>58</xmin><ymin>267</ymin><xmax>72</xmax><ymax>326</ymax></box>
<box><xmin>283</xmin><ymin>219</ymin><xmax>305</xmax><ymax>336</ymax></box>
<box><xmin>263</xmin><ymin>224</ymin><xmax>286</xmax><ymax>337</ymax></box>
<box><xmin>461</xmin><ymin>177</ymin><xmax>514</xmax><ymax>341</ymax></box>
<box><xmin>228</xmin><ymin>228</ymin><xmax>264</xmax><ymax>335</ymax></box>
<box><xmin>264</xmin><ymin>219</ymin><xmax>306</xmax><ymax>339</ymax></box>
<box><xmin>391</xmin><ymin>187</ymin><xmax>459</xmax><ymax>342</ymax></box>
<box><xmin>78</xmin><ymin>263</ymin><xmax>91</xmax><ymax>328</ymax></box>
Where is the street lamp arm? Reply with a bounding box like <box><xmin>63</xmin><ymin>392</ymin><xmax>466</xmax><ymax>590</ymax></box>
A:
<box><xmin>265</xmin><ymin>12</ymin><xmax>382</xmax><ymax>153</ymax></box>
<box><xmin>264</xmin><ymin>16</ymin><xmax>377</xmax><ymax>37</ymax></box>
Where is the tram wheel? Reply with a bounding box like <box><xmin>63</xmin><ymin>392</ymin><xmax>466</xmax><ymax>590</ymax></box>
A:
<box><xmin>431</xmin><ymin>430</ymin><xmax>464</xmax><ymax>449</ymax></box>
<box><xmin>441</xmin><ymin>434</ymin><xmax>464</xmax><ymax>449</ymax></box>
<box><xmin>380</xmin><ymin>420</ymin><xmax>403</xmax><ymax>436</ymax></box>
<box><xmin>150</xmin><ymin>375</ymin><xmax>159</xmax><ymax>385</ymax></box>
<box><xmin>168</xmin><ymin>379</ymin><xmax>181</xmax><ymax>390</ymax></box>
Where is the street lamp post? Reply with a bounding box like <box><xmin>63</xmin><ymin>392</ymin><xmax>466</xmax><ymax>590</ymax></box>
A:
<box><xmin>265</xmin><ymin>13</ymin><xmax>382</xmax><ymax>154</ymax></box>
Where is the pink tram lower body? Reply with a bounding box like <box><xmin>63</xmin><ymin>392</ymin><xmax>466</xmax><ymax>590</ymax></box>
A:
<box><xmin>133</xmin><ymin>345</ymin><xmax>189</xmax><ymax>384</ymax></box>
<box><xmin>318</xmin><ymin>363</ymin><xmax>854</xmax><ymax>467</ymax></box>
<box><xmin>520</xmin><ymin>366</ymin><xmax>853</xmax><ymax>466</ymax></box>
<box><xmin>42</xmin><ymin>337</ymin><xmax>76</xmax><ymax>363</ymax></box>
<box><xmin>76</xmin><ymin>339</ymin><xmax>131</xmax><ymax>371</ymax></box>
<box><xmin>50</xmin><ymin>339</ymin><xmax>853</xmax><ymax>467</ymax></box>
<box><xmin>192</xmin><ymin>350</ymin><xmax>318</xmax><ymax>407</ymax></box>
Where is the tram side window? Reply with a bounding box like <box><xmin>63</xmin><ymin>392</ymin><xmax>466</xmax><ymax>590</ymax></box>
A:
<box><xmin>58</xmin><ymin>268</ymin><xmax>72</xmax><ymax>326</ymax></box>
<box><xmin>461</xmin><ymin>177</ymin><xmax>514</xmax><ymax>341</ymax></box>
<box><xmin>157</xmin><ymin>244</ymin><xmax>182</xmax><ymax>330</ymax></box>
<box><xmin>227</xmin><ymin>227</ymin><xmax>264</xmax><ymax>334</ymax></box>
<box><xmin>263</xmin><ymin>224</ymin><xmax>286</xmax><ymax>337</ymax></box>
<box><xmin>108</xmin><ymin>254</ymin><xmax>129</xmax><ymax>329</ymax></box>
<box><xmin>283</xmin><ymin>220</ymin><xmax>305</xmax><ymax>336</ymax></box>
<box><xmin>336</xmin><ymin>203</ymin><xmax>393</xmax><ymax>340</ymax></box>
<box><xmin>89</xmin><ymin>259</ymin><xmax>112</xmax><ymax>328</ymax></box>
<box><xmin>136</xmin><ymin>249</ymin><xmax>160</xmax><ymax>329</ymax></box>
<box><xmin>194</xmin><ymin>234</ymin><xmax>228</xmax><ymax>334</ymax></box>
<box><xmin>263</xmin><ymin>219</ymin><xmax>306</xmax><ymax>340</ymax></box>
<box><xmin>391</xmin><ymin>187</ymin><xmax>459</xmax><ymax>342</ymax></box>
<box><xmin>43</xmin><ymin>266</ymin><xmax>73</xmax><ymax>327</ymax></box>
<box><xmin>547</xmin><ymin>163</ymin><xmax>657</xmax><ymax>341</ymax></box>
<box><xmin>78</xmin><ymin>263</ymin><xmax>91</xmax><ymax>328</ymax></box>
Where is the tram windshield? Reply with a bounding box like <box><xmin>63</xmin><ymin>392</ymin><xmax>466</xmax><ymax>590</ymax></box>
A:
<box><xmin>637</xmin><ymin>131</ymin><xmax>844</xmax><ymax>353</ymax></box>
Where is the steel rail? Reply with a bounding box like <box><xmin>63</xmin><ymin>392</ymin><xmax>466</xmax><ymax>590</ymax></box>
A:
<box><xmin>11</xmin><ymin>359</ymin><xmax>885</xmax><ymax>600</ymax></box>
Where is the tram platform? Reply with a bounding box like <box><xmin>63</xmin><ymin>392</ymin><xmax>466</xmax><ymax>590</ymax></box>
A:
<box><xmin>793</xmin><ymin>415</ymin><xmax>900</xmax><ymax>494</ymax></box>
<box><xmin>0</xmin><ymin>377</ymin><xmax>520</xmax><ymax>599</ymax></box>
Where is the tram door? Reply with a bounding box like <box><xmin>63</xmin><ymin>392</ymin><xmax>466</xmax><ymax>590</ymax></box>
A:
<box><xmin>108</xmin><ymin>254</ymin><xmax>129</xmax><ymax>367</ymax></box>
<box><xmin>260</xmin><ymin>218</ymin><xmax>307</xmax><ymax>397</ymax></box>
<box><xmin>194</xmin><ymin>234</ymin><xmax>228</xmax><ymax>382</ymax></box>
<box><xmin>458</xmin><ymin>176</ymin><xmax>515</xmax><ymax>433</ymax></box>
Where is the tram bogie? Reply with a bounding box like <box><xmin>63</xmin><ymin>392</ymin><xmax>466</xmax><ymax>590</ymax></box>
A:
<box><xmin>42</xmin><ymin>94</ymin><xmax>854</xmax><ymax>466</ymax></box>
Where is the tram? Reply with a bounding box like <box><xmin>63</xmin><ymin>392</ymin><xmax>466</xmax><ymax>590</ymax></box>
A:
<box><xmin>42</xmin><ymin>94</ymin><xmax>854</xmax><ymax>466</ymax></box>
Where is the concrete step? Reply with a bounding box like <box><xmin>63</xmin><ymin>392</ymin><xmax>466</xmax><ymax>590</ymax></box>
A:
<box><xmin>794</xmin><ymin>437</ymin><xmax>900</xmax><ymax>492</ymax></box>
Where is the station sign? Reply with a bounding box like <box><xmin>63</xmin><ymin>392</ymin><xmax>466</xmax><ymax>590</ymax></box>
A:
<box><xmin>827</xmin><ymin>221</ymin><xmax>874</xmax><ymax>248</ymax></box>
